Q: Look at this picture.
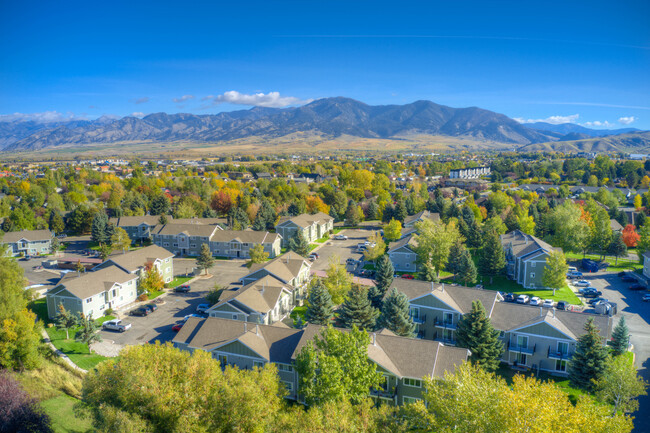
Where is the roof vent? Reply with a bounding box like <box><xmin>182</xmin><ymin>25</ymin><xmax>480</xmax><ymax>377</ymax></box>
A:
<box><xmin>371</xmin><ymin>333</ymin><xmax>377</xmax><ymax>346</ymax></box>
<box><xmin>441</xmin><ymin>283</ymin><xmax>444</xmax><ymax>292</ymax></box>
<box><xmin>244</xmin><ymin>322</ymin><xmax>247</xmax><ymax>333</ymax></box>
<box><xmin>255</xmin><ymin>324</ymin><xmax>259</xmax><ymax>336</ymax></box>
<box><xmin>540</xmin><ymin>307</ymin><xmax>543</xmax><ymax>317</ymax></box>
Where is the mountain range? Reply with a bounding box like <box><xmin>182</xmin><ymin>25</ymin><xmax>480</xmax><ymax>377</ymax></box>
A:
<box><xmin>0</xmin><ymin>97</ymin><xmax>646</xmax><ymax>152</ymax></box>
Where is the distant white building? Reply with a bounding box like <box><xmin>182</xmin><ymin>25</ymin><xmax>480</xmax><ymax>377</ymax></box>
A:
<box><xmin>449</xmin><ymin>166</ymin><xmax>491</xmax><ymax>179</ymax></box>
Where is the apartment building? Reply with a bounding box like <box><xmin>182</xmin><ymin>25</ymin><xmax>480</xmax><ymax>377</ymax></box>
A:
<box><xmin>501</xmin><ymin>230</ymin><xmax>560</xmax><ymax>289</ymax></box>
<box><xmin>2</xmin><ymin>229</ymin><xmax>52</xmax><ymax>256</ymax></box>
<box><xmin>275</xmin><ymin>212</ymin><xmax>334</xmax><ymax>246</ymax></box>
<box><xmin>93</xmin><ymin>245</ymin><xmax>175</xmax><ymax>283</ymax></box>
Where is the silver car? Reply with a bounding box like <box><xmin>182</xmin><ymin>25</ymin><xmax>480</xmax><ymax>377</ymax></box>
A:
<box><xmin>102</xmin><ymin>319</ymin><xmax>132</xmax><ymax>333</ymax></box>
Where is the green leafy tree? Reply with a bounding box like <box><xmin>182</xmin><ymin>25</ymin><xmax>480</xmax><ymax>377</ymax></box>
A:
<box><xmin>110</xmin><ymin>227</ymin><xmax>131</xmax><ymax>253</ymax></box>
<box><xmin>294</xmin><ymin>326</ymin><xmax>383</xmax><ymax>406</ymax></box>
<box><xmin>338</xmin><ymin>285</ymin><xmax>379</xmax><ymax>331</ymax></box>
<box><xmin>362</xmin><ymin>232</ymin><xmax>385</xmax><ymax>262</ymax></box>
<box><xmin>541</xmin><ymin>250</ymin><xmax>569</xmax><ymax>296</ymax></box>
<box><xmin>413</xmin><ymin>219</ymin><xmax>461</xmax><ymax>278</ymax></box>
<box><xmin>75</xmin><ymin>314</ymin><xmax>102</xmax><ymax>354</ymax></box>
<box><xmin>98</xmin><ymin>243</ymin><xmax>113</xmax><ymax>261</ymax></box>
<box><xmin>568</xmin><ymin>318</ymin><xmax>610</xmax><ymax>391</ymax></box>
<box><xmin>48</xmin><ymin>211</ymin><xmax>65</xmax><ymax>234</ymax></box>
<box><xmin>479</xmin><ymin>229</ymin><xmax>506</xmax><ymax>284</ymax></box>
<box><xmin>383</xmin><ymin>219</ymin><xmax>402</xmax><ymax>242</ymax></box>
<box><xmin>287</xmin><ymin>231</ymin><xmax>310</xmax><ymax>257</ymax></box>
<box><xmin>636</xmin><ymin>223</ymin><xmax>650</xmax><ymax>263</ymax></box>
<box><xmin>607</xmin><ymin>232</ymin><xmax>628</xmax><ymax>265</ymax></box>
<box><xmin>139</xmin><ymin>265</ymin><xmax>165</xmax><ymax>294</ymax></box>
<box><xmin>305</xmin><ymin>279</ymin><xmax>334</xmax><ymax>325</ymax></box>
<box><xmin>419</xmin><ymin>261</ymin><xmax>439</xmax><ymax>282</ymax></box>
<box><xmin>196</xmin><ymin>243</ymin><xmax>215</xmax><ymax>275</ymax></box>
<box><xmin>54</xmin><ymin>304</ymin><xmax>79</xmax><ymax>340</ymax></box>
<box><xmin>595</xmin><ymin>355</ymin><xmax>648</xmax><ymax>415</ymax></box>
<box><xmin>455</xmin><ymin>300</ymin><xmax>503</xmax><ymax>371</ymax></box>
<box><xmin>248</xmin><ymin>243</ymin><xmax>269</xmax><ymax>265</ymax></box>
<box><xmin>377</xmin><ymin>288</ymin><xmax>415</xmax><ymax>337</ymax></box>
<box><xmin>456</xmin><ymin>247</ymin><xmax>477</xmax><ymax>286</ymax></box>
<box><xmin>322</xmin><ymin>255</ymin><xmax>352</xmax><ymax>304</ymax></box>
<box><xmin>369</xmin><ymin>255</ymin><xmax>393</xmax><ymax>309</ymax></box>
<box><xmin>610</xmin><ymin>316</ymin><xmax>630</xmax><ymax>356</ymax></box>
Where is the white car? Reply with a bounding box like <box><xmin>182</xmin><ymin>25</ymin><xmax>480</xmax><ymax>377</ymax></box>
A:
<box><xmin>542</xmin><ymin>299</ymin><xmax>554</xmax><ymax>308</ymax></box>
<box><xmin>333</xmin><ymin>234</ymin><xmax>348</xmax><ymax>240</ymax></box>
<box><xmin>642</xmin><ymin>294</ymin><xmax>650</xmax><ymax>302</ymax></box>
<box><xmin>574</xmin><ymin>280</ymin><xmax>590</xmax><ymax>287</ymax></box>
<box><xmin>102</xmin><ymin>319</ymin><xmax>131</xmax><ymax>333</ymax></box>
<box><xmin>196</xmin><ymin>303</ymin><xmax>211</xmax><ymax>314</ymax></box>
<box><xmin>529</xmin><ymin>296</ymin><xmax>542</xmax><ymax>306</ymax></box>
<box><xmin>516</xmin><ymin>295</ymin><xmax>530</xmax><ymax>304</ymax></box>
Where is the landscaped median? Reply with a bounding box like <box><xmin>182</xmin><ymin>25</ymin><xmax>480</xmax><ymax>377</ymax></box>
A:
<box><xmin>479</xmin><ymin>275</ymin><xmax>583</xmax><ymax>305</ymax></box>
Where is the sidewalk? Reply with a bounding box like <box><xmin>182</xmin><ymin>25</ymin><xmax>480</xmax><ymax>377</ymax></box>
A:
<box><xmin>40</xmin><ymin>329</ymin><xmax>88</xmax><ymax>373</ymax></box>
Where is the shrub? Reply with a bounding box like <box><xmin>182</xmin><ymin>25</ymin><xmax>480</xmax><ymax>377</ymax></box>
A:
<box><xmin>137</xmin><ymin>293</ymin><xmax>149</xmax><ymax>302</ymax></box>
<box><xmin>104</xmin><ymin>308</ymin><xmax>114</xmax><ymax>317</ymax></box>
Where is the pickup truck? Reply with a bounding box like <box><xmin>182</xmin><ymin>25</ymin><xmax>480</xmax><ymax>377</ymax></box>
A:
<box><xmin>102</xmin><ymin>319</ymin><xmax>132</xmax><ymax>333</ymax></box>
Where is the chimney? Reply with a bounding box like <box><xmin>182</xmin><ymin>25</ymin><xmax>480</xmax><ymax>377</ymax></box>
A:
<box><xmin>244</xmin><ymin>322</ymin><xmax>247</xmax><ymax>333</ymax></box>
<box><xmin>540</xmin><ymin>307</ymin><xmax>543</xmax><ymax>316</ymax></box>
<box><xmin>371</xmin><ymin>333</ymin><xmax>376</xmax><ymax>346</ymax></box>
<box><xmin>255</xmin><ymin>324</ymin><xmax>259</xmax><ymax>336</ymax></box>
<box><xmin>441</xmin><ymin>283</ymin><xmax>444</xmax><ymax>292</ymax></box>
<box><xmin>431</xmin><ymin>281</ymin><xmax>434</xmax><ymax>292</ymax></box>
<box><xmin>553</xmin><ymin>308</ymin><xmax>556</xmax><ymax>318</ymax></box>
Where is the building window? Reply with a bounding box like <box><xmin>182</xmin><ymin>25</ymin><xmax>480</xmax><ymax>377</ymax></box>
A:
<box><xmin>555</xmin><ymin>360</ymin><xmax>567</xmax><ymax>372</ymax></box>
<box><xmin>86</xmin><ymin>298</ymin><xmax>92</xmax><ymax>303</ymax></box>
<box><xmin>232</xmin><ymin>314</ymin><xmax>238</xmax><ymax>320</ymax></box>
<box><xmin>558</xmin><ymin>341</ymin><xmax>569</xmax><ymax>355</ymax></box>
<box><xmin>403</xmin><ymin>396</ymin><xmax>421</xmax><ymax>405</ymax></box>
<box><xmin>281</xmin><ymin>381</ymin><xmax>293</xmax><ymax>392</ymax></box>
<box><xmin>403</xmin><ymin>378</ymin><xmax>422</xmax><ymax>388</ymax></box>
<box><xmin>405</xmin><ymin>263</ymin><xmax>410</xmax><ymax>268</ymax></box>
<box><xmin>277</xmin><ymin>364</ymin><xmax>293</xmax><ymax>372</ymax></box>
<box><xmin>253</xmin><ymin>361</ymin><xmax>265</xmax><ymax>369</ymax></box>
<box><xmin>516</xmin><ymin>335</ymin><xmax>528</xmax><ymax>348</ymax></box>
<box><xmin>531</xmin><ymin>262</ymin><xmax>536</xmax><ymax>268</ymax></box>
<box><xmin>217</xmin><ymin>354</ymin><xmax>227</xmax><ymax>366</ymax></box>
<box><xmin>530</xmin><ymin>273</ymin><xmax>535</xmax><ymax>278</ymax></box>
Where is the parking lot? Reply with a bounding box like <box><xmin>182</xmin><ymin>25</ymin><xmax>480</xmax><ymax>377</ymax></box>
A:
<box><xmin>311</xmin><ymin>228</ymin><xmax>375</xmax><ymax>273</ymax></box>
<box><xmin>568</xmin><ymin>271</ymin><xmax>650</xmax><ymax>431</ymax></box>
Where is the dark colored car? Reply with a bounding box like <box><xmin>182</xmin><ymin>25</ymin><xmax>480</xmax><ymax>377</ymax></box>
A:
<box><xmin>629</xmin><ymin>284</ymin><xmax>647</xmax><ymax>291</ymax></box>
<box><xmin>144</xmin><ymin>303</ymin><xmax>158</xmax><ymax>313</ymax></box>
<box><xmin>621</xmin><ymin>276</ymin><xmax>636</xmax><ymax>283</ymax></box>
<box><xmin>172</xmin><ymin>323</ymin><xmax>183</xmax><ymax>332</ymax></box>
<box><xmin>175</xmin><ymin>284</ymin><xmax>191</xmax><ymax>293</ymax></box>
<box><xmin>588</xmin><ymin>297</ymin><xmax>608</xmax><ymax>306</ymax></box>
<box><xmin>583</xmin><ymin>291</ymin><xmax>602</xmax><ymax>298</ymax></box>
<box><xmin>130</xmin><ymin>307</ymin><xmax>150</xmax><ymax>316</ymax></box>
<box><xmin>504</xmin><ymin>293</ymin><xmax>516</xmax><ymax>302</ymax></box>
<box><xmin>618</xmin><ymin>271</ymin><xmax>627</xmax><ymax>277</ymax></box>
<box><xmin>556</xmin><ymin>301</ymin><xmax>569</xmax><ymax>310</ymax></box>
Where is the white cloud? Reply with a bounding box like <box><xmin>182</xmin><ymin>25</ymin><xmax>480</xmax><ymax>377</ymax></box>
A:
<box><xmin>0</xmin><ymin>111</ymin><xmax>87</xmax><ymax>123</ymax></box>
<box><xmin>130</xmin><ymin>112</ymin><xmax>145</xmax><ymax>118</ymax></box>
<box><xmin>514</xmin><ymin>114</ymin><xmax>580</xmax><ymax>125</ymax></box>
<box><xmin>582</xmin><ymin>120</ymin><xmax>614</xmax><ymax>128</ymax></box>
<box><xmin>172</xmin><ymin>95</ymin><xmax>195</xmax><ymax>103</ymax></box>
<box><xmin>210</xmin><ymin>91</ymin><xmax>313</xmax><ymax>108</ymax></box>
<box><xmin>133</xmin><ymin>97</ymin><xmax>150</xmax><ymax>104</ymax></box>
<box><xmin>618</xmin><ymin>116</ymin><xmax>637</xmax><ymax>125</ymax></box>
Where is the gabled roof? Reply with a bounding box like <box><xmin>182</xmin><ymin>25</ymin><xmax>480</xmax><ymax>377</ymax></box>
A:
<box><xmin>500</xmin><ymin>230</ymin><xmax>559</xmax><ymax>258</ymax></box>
<box><xmin>277</xmin><ymin>212</ymin><xmax>333</xmax><ymax>229</ymax></box>
<box><xmin>52</xmin><ymin>266</ymin><xmax>136</xmax><ymax>300</ymax></box>
<box><xmin>98</xmin><ymin>245</ymin><xmax>174</xmax><ymax>273</ymax></box>
<box><xmin>610</xmin><ymin>219</ymin><xmax>624</xmax><ymax>231</ymax></box>
<box><xmin>211</xmin><ymin>275</ymin><xmax>292</xmax><ymax>315</ymax></box>
<box><xmin>403</xmin><ymin>210</ymin><xmax>440</xmax><ymax>226</ymax></box>
<box><xmin>2</xmin><ymin>229</ymin><xmax>52</xmax><ymax>243</ymax></box>
<box><xmin>110</xmin><ymin>215</ymin><xmax>166</xmax><ymax>227</ymax></box>
<box><xmin>152</xmin><ymin>223</ymin><xmax>220</xmax><ymax>238</ymax></box>
<box><xmin>209</xmin><ymin>230</ymin><xmax>280</xmax><ymax>244</ymax></box>
<box><xmin>387</xmin><ymin>233</ymin><xmax>418</xmax><ymax>254</ymax></box>
<box><xmin>392</xmin><ymin>279</ymin><xmax>500</xmax><ymax>315</ymax></box>
<box><xmin>244</xmin><ymin>252</ymin><xmax>310</xmax><ymax>283</ymax></box>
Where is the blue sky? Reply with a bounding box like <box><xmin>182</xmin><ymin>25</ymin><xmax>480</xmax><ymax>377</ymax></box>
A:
<box><xmin>1</xmin><ymin>0</ymin><xmax>648</xmax><ymax>129</ymax></box>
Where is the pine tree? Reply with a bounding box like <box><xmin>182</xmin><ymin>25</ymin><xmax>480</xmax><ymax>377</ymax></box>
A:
<box><xmin>305</xmin><ymin>280</ymin><xmax>334</xmax><ymax>325</ymax></box>
<box><xmin>338</xmin><ymin>285</ymin><xmax>379</xmax><ymax>331</ymax></box>
<box><xmin>91</xmin><ymin>211</ymin><xmax>109</xmax><ymax>245</ymax></box>
<box><xmin>479</xmin><ymin>229</ymin><xmax>506</xmax><ymax>285</ymax></box>
<box><xmin>607</xmin><ymin>232</ymin><xmax>628</xmax><ymax>265</ymax></box>
<box><xmin>447</xmin><ymin>240</ymin><xmax>465</xmax><ymax>276</ymax></box>
<box><xmin>456</xmin><ymin>248</ymin><xmax>477</xmax><ymax>286</ymax></box>
<box><xmin>345</xmin><ymin>200</ymin><xmax>360</xmax><ymax>226</ymax></box>
<box><xmin>75</xmin><ymin>314</ymin><xmax>102</xmax><ymax>354</ymax></box>
<box><xmin>455</xmin><ymin>300</ymin><xmax>503</xmax><ymax>371</ymax></box>
<box><xmin>378</xmin><ymin>288</ymin><xmax>415</xmax><ymax>337</ymax></box>
<box><xmin>150</xmin><ymin>195</ymin><xmax>170</xmax><ymax>215</ymax></box>
<box><xmin>394</xmin><ymin>200</ymin><xmax>407</xmax><ymax>223</ymax></box>
<box><xmin>610</xmin><ymin>316</ymin><xmax>630</xmax><ymax>356</ymax></box>
<box><xmin>196</xmin><ymin>243</ymin><xmax>215</xmax><ymax>275</ymax></box>
<box><xmin>288</xmin><ymin>231</ymin><xmax>310</xmax><ymax>257</ymax></box>
<box><xmin>419</xmin><ymin>262</ymin><xmax>439</xmax><ymax>282</ymax></box>
<box><xmin>54</xmin><ymin>305</ymin><xmax>79</xmax><ymax>340</ymax></box>
<box><xmin>369</xmin><ymin>255</ymin><xmax>393</xmax><ymax>309</ymax></box>
<box><xmin>48</xmin><ymin>211</ymin><xmax>65</xmax><ymax>234</ymax></box>
<box><xmin>568</xmin><ymin>318</ymin><xmax>610</xmax><ymax>391</ymax></box>
<box><xmin>252</xmin><ymin>200</ymin><xmax>276</xmax><ymax>231</ymax></box>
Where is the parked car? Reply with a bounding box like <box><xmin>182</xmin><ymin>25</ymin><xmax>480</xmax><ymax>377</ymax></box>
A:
<box><xmin>556</xmin><ymin>301</ymin><xmax>569</xmax><ymax>310</ymax></box>
<box><xmin>529</xmin><ymin>296</ymin><xmax>542</xmax><ymax>306</ymax></box>
<box><xmin>400</xmin><ymin>274</ymin><xmax>414</xmax><ymax>280</ymax></box>
<box><xmin>144</xmin><ymin>303</ymin><xmax>158</xmax><ymax>313</ymax></box>
<box><xmin>504</xmin><ymin>293</ymin><xmax>516</xmax><ymax>302</ymax></box>
<box><xmin>629</xmin><ymin>284</ymin><xmax>647</xmax><ymax>291</ymax></box>
<box><xmin>175</xmin><ymin>284</ymin><xmax>191</xmax><ymax>293</ymax></box>
<box><xmin>566</xmin><ymin>271</ymin><xmax>583</xmax><ymax>279</ymax></box>
<box><xmin>333</xmin><ymin>234</ymin><xmax>348</xmax><ymax>240</ymax></box>
<box><xmin>130</xmin><ymin>307</ymin><xmax>150</xmax><ymax>317</ymax></box>
<box><xmin>102</xmin><ymin>319</ymin><xmax>131</xmax><ymax>332</ymax></box>
<box><xmin>583</xmin><ymin>290</ymin><xmax>603</xmax><ymax>298</ymax></box>
<box><xmin>346</xmin><ymin>258</ymin><xmax>357</xmax><ymax>265</ymax></box>
<box><xmin>618</xmin><ymin>271</ymin><xmax>627</xmax><ymax>277</ymax></box>
<box><xmin>196</xmin><ymin>303</ymin><xmax>211</xmax><ymax>314</ymax></box>
<box><xmin>542</xmin><ymin>299</ymin><xmax>554</xmax><ymax>308</ymax></box>
<box><xmin>516</xmin><ymin>295</ymin><xmax>530</xmax><ymax>304</ymax></box>
<box><xmin>183</xmin><ymin>314</ymin><xmax>202</xmax><ymax>322</ymax></box>
<box><xmin>358</xmin><ymin>269</ymin><xmax>375</xmax><ymax>278</ymax></box>
<box><xmin>308</xmin><ymin>253</ymin><xmax>319</xmax><ymax>261</ymax></box>
<box><xmin>574</xmin><ymin>280</ymin><xmax>590</xmax><ymax>287</ymax></box>
<box><xmin>588</xmin><ymin>297</ymin><xmax>609</xmax><ymax>306</ymax></box>
<box><xmin>621</xmin><ymin>276</ymin><xmax>637</xmax><ymax>283</ymax></box>
<box><xmin>172</xmin><ymin>323</ymin><xmax>183</xmax><ymax>332</ymax></box>
<box><xmin>642</xmin><ymin>294</ymin><xmax>650</xmax><ymax>302</ymax></box>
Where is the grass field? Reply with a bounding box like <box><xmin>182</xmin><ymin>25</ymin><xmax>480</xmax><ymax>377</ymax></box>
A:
<box><xmin>40</xmin><ymin>394</ymin><xmax>93</xmax><ymax>433</ymax></box>
<box><xmin>564</xmin><ymin>252</ymin><xmax>642</xmax><ymax>273</ymax></box>
<box><xmin>480</xmin><ymin>275</ymin><xmax>582</xmax><ymax>305</ymax></box>
<box><xmin>167</xmin><ymin>276</ymin><xmax>193</xmax><ymax>288</ymax></box>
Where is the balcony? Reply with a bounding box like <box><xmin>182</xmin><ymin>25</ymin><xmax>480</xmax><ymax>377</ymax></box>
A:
<box><xmin>548</xmin><ymin>347</ymin><xmax>572</xmax><ymax>360</ymax></box>
<box><xmin>434</xmin><ymin>318</ymin><xmax>457</xmax><ymax>330</ymax></box>
<box><xmin>410</xmin><ymin>314</ymin><xmax>426</xmax><ymax>325</ymax></box>
<box><xmin>508</xmin><ymin>341</ymin><xmax>536</xmax><ymax>355</ymax></box>
<box><xmin>370</xmin><ymin>388</ymin><xmax>395</xmax><ymax>399</ymax></box>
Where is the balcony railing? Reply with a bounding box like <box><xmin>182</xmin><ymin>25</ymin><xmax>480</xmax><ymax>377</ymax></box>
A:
<box><xmin>548</xmin><ymin>347</ymin><xmax>572</xmax><ymax>360</ymax></box>
<box><xmin>508</xmin><ymin>341</ymin><xmax>536</xmax><ymax>355</ymax></box>
<box><xmin>370</xmin><ymin>388</ymin><xmax>395</xmax><ymax>399</ymax></box>
<box><xmin>434</xmin><ymin>318</ymin><xmax>457</xmax><ymax>330</ymax></box>
<box><xmin>410</xmin><ymin>314</ymin><xmax>426</xmax><ymax>325</ymax></box>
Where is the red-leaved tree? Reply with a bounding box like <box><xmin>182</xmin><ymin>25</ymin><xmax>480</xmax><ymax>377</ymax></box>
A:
<box><xmin>622</xmin><ymin>224</ymin><xmax>640</xmax><ymax>247</ymax></box>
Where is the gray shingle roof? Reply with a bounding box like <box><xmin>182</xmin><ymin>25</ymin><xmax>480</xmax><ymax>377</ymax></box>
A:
<box><xmin>101</xmin><ymin>245</ymin><xmax>174</xmax><ymax>273</ymax></box>
<box><xmin>53</xmin><ymin>266</ymin><xmax>136</xmax><ymax>300</ymax></box>
<box><xmin>277</xmin><ymin>212</ymin><xmax>333</xmax><ymax>229</ymax></box>
<box><xmin>212</xmin><ymin>275</ymin><xmax>292</xmax><ymax>315</ymax></box>
<box><xmin>392</xmin><ymin>279</ymin><xmax>500</xmax><ymax>315</ymax></box>
<box><xmin>2</xmin><ymin>229</ymin><xmax>52</xmax><ymax>243</ymax></box>
<box><xmin>245</xmin><ymin>252</ymin><xmax>310</xmax><ymax>283</ymax></box>
<box><xmin>209</xmin><ymin>230</ymin><xmax>280</xmax><ymax>244</ymax></box>
<box><xmin>500</xmin><ymin>230</ymin><xmax>559</xmax><ymax>258</ymax></box>
<box><xmin>404</xmin><ymin>210</ymin><xmax>440</xmax><ymax>226</ymax></box>
<box><xmin>153</xmin><ymin>223</ymin><xmax>220</xmax><ymax>238</ymax></box>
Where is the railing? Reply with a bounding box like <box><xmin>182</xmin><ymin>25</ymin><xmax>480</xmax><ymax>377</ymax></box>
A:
<box><xmin>410</xmin><ymin>314</ymin><xmax>426</xmax><ymax>325</ymax></box>
<box><xmin>547</xmin><ymin>347</ymin><xmax>572</xmax><ymax>360</ymax></box>
<box><xmin>508</xmin><ymin>341</ymin><xmax>536</xmax><ymax>355</ymax></box>
<box><xmin>434</xmin><ymin>318</ymin><xmax>457</xmax><ymax>330</ymax></box>
<box><xmin>370</xmin><ymin>388</ymin><xmax>395</xmax><ymax>399</ymax></box>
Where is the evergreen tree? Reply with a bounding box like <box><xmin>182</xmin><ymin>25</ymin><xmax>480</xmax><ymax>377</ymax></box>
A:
<box><xmin>607</xmin><ymin>232</ymin><xmax>628</xmax><ymax>265</ymax></box>
<box><xmin>568</xmin><ymin>318</ymin><xmax>610</xmax><ymax>391</ymax></box>
<box><xmin>288</xmin><ymin>201</ymin><xmax>306</xmax><ymax>216</ymax></box>
<box><xmin>465</xmin><ymin>219</ymin><xmax>483</xmax><ymax>248</ymax></box>
<box><xmin>228</xmin><ymin>207</ymin><xmax>249</xmax><ymax>230</ymax></box>
<box><xmin>479</xmin><ymin>229</ymin><xmax>506</xmax><ymax>284</ymax></box>
<box><xmin>98</xmin><ymin>243</ymin><xmax>113</xmax><ymax>261</ymax></box>
<box><xmin>54</xmin><ymin>305</ymin><xmax>79</xmax><ymax>340</ymax></box>
<box><xmin>366</xmin><ymin>200</ymin><xmax>379</xmax><ymax>220</ymax></box>
<box><xmin>158</xmin><ymin>214</ymin><xmax>169</xmax><ymax>225</ymax></box>
<box><xmin>75</xmin><ymin>314</ymin><xmax>102</xmax><ymax>354</ymax></box>
<box><xmin>455</xmin><ymin>300</ymin><xmax>503</xmax><ymax>371</ymax></box>
<box><xmin>611</xmin><ymin>316</ymin><xmax>630</xmax><ymax>356</ymax></box>
<box><xmin>305</xmin><ymin>280</ymin><xmax>334</xmax><ymax>325</ymax></box>
<box><xmin>252</xmin><ymin>200</ymin><xmax>277</xmax><ymax>231</ymax></box>
<box><xmin>150</xmin><ymin>195</ymin><xmax>170</xmax><ymax>215</ymax></box>
<box><xmin>378</xmin><ymin>288</ymin><xmax>415</xmax><ymax>337</ymax></box>
<box><xmin>91</xmin><ymin>211</ymin><xmax>109</xmax><ymax>245</ymax></box>
<box><xmin>394</xmin><ymin>200</ymin><xmax>407</xmax><ymax>223</ymax></box>
<box><xmin>338</xmin><ymin>285</ymin><xmax>379</xmax><ymax>331</ymax></box>
<box><xmin>419</xmin><ymin>262</ymin><xmax>439</xmax><ymax>282</ymax></box>
<box><xmin>447</xmin><ymin>240</ymin><xmax>465</xmax><ymax>276</ymax></box>
<box><xmin>196</xmin><ymin>243</ymin><xmax>215</xmax><ymax>275</ymax></box>
<box><xmin>504</xmin><ymin>210</ymin><xmax>519</xmax><ymax>232</ymax></box>
<box><xmin>288</xmin><ymin>231</ymin><xmax>310</xmax><ymax>257</ymax></box>
<box><xmin>456</xmin><ymin>248</ymin><xmax>477</xmax><ymax>286</ymax></box>
<box><xmin>369</xmin><ymin>255</ymin><xmax>393</xmax><ymax>309</ymax></box>
<box><xmin>345</xmin><ymin>200</ymin><xmax>360</xmax><ymax>226</ymax></box>
<box><xmin>48</xmin><ymin>211</ymin><xmax>65</xmax><ymax>234</ymax></box>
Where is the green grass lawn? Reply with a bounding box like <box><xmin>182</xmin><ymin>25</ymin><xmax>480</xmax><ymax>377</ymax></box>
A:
<box><xmin>40</xmin><ymin>394</ymin><xmax>94</xmax><ymax>433</ymax></box>
<box><xmin>167</xmin><ymin>276</ymin><xmax>193</xmax><ymax>288</ymax></box>
<box><xmin>564</xmin><ymin>252</ymin><xmax>642</xmax><ymax>273</ymax></box>
<box><xmin>308</xmin><ymin>243</ymin><xmax>319</xmax><ymax>252</ymax></box>
<box><xmin>480</xmin><ymin>275</ymin><xmax>582</xmax><ymax>305</ymax></box>
<box><xmin>314</xmin><ymin>234</ymin><xmax>330</xmax><ymax>243</ymax></box>
<box><xmin>45</xmin><ymin>326</ymin><xmax>109</xmax><ymax>370</ymax></box>
<box><xmin>95</xmin><ymin>315</ymin><xmax>116</xmax><ymax>325</ymax></box>
<box><xmin>290</xmin><ymin>305</ymin><xmax>308</xmax><ymax>326</ymax></box>
<box><xmin>332</xmin><ymin>228</ymin><xmax>343</xmax><ymax>235</ymax></box>
<box><xmin>147</xmin><ymin>289</ymin><xmax>165</xmax><ymax>299</ymax></box>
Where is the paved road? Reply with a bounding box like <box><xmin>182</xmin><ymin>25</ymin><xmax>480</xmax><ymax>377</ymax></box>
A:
<box><xmin>311</xmin><ymin>229</ymin><xmax>374</xmax><ymax>272</ymax></box>
<box><xmin>576</xmin><ymin>271</ymin><xmax>650</xmax><ymax>430</ymax></box>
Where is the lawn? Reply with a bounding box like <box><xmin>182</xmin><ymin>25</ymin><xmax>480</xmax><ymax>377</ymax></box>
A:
<box><xmin>496</xmin><ymin>364</ymin><xmax>586</xmax><ymax>404</ymax></box>
<box><xmin>308</xmin><ymin>243</ymin><xmax>319</xmax><ymax>252</ymax></box>
<box><xmin>45</xmin><ymin>326</ymin><xmax>110</xmax><ymax>370</ymax></box>
<box><xmin>564</xmin><ymin>252</ymin><xmax>642</xmax><ymax>273</ymax></box>
<box><xmin>480</xmin><ymin>275</ymin><xmax>583</xmax><ymax>305</ymax></box>
<box><xmin>290</xmin><ymin>305</ymin><xmax>308</xmax><ymax>326</ymax></box>
<box><xmin>167</xmin><ymin>276</ymin><xmax>193</xmax><ymax>288</ymax></box>
<box><xmin>147</xmin><ymin>289</ymin><xmax>165</xmax><ymax>299</ymax></box>
<box><xmin>314</xmin><ymin>234</ymin><xmax>330</xmax><ymax>243</ymax></box>
<box><xmin>40</xmin><ymin>394</ymin><xmax>94</xmax><ymax>433</ymax></box>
